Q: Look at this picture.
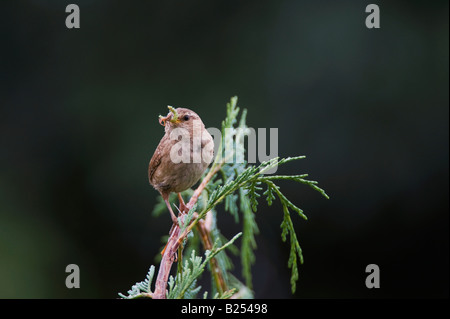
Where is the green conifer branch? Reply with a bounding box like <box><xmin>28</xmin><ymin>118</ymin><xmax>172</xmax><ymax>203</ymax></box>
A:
<box><xmin>119</xmin><ymin>96</ymin><xmax>328</xmax><ymax>298</ymax></box>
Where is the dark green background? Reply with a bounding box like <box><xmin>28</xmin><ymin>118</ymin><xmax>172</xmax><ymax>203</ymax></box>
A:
<box><xmin>0</xmin><ymin>1</ymin><xmax>448</xmax><ymax>298</ymax></box>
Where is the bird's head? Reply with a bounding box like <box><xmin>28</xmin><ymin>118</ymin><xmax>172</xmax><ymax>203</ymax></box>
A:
<box><xmin>159</xmin><ymin>106</ymin><xmax>202</xmax><ymax>132</ymax></box>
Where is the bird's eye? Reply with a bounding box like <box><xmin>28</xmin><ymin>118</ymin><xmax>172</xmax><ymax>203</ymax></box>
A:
<box><xmin>183</xmin><ymin>115</ymin><xmax>190</xmax><ymax>121</ymax></box>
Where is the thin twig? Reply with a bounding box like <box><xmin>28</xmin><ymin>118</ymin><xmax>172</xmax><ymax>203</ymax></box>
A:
<box><xmin>196</xmin><ymin>213</ymin><xmax>228</xmax><ymax>295</ymax></box>
<box><xmin>153</xmin><ymin>223</ymin><xmax>181</xmax><ymax>298</ymax></box>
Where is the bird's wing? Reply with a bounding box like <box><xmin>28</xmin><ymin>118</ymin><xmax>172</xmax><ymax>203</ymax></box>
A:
<box><xmin>148</xmin><ymin>135</ymin><xmax>168</xmax><ymax>184</ymax></box>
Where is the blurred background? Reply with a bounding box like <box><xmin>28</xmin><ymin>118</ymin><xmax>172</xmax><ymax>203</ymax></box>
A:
<box><xmin>0</xmin><ymin>0</ymin><xmax>448</xmax><ymax>298</ymax></box>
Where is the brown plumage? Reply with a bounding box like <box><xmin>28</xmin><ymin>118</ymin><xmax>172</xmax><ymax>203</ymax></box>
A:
<box><xmin>148</xmin><ymin>107</ymin><xmax>214</xmax><ymax>223</ymax></box>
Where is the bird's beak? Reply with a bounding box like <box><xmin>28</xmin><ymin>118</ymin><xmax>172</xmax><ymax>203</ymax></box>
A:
<box><xmin>159</xmin><ymin>106</ymin><xmax>179</xmax><ymax>126</ymax></box>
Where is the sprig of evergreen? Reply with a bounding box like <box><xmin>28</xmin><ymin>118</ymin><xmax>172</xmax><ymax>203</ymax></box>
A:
<box><xmin>194</xmin><ymin>155</ymin><xmax>328</xmax><ymax>292</ymax></box>
<box><xmin>167</xmin><ymin>232</ymin><xmax>241</xmax><ymax>299</ymax></box>
<box><xmin>118</xmin><ymin>233</ymin><xmax>242</xmax><ymax>299</ymax></box>
<box><xmin>118</xmin><ymin>265</ymin><xmax>155</xmax><ymax>299</ymax></box>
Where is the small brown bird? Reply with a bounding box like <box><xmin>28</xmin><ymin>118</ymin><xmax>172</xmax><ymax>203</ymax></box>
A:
<box><xmin>148</xmin><ymin>106</ymin><xmax>214</xmax><ymax>224</ymax></box>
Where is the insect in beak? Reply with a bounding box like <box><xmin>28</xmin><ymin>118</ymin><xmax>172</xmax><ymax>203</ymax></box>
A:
<box><xmin>159</xmin><ymin>106</ymin><xmax>178</xmax><ymax>126</ymax></box>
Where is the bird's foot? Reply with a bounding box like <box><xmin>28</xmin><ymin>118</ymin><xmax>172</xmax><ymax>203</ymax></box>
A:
<box><xmin>177</xmin><ymin>193</ymin><xmax>190</xmax><ymax>214</ymax></box>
